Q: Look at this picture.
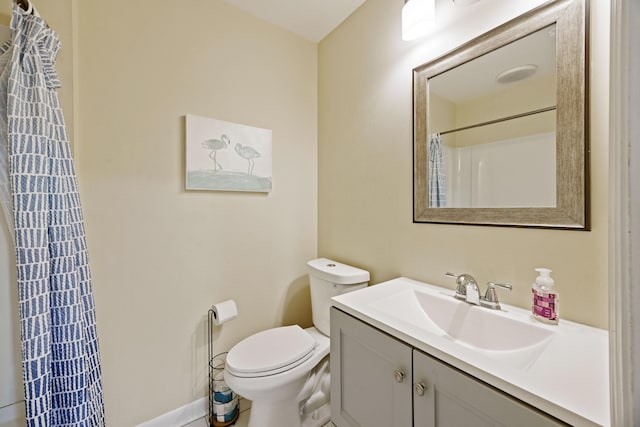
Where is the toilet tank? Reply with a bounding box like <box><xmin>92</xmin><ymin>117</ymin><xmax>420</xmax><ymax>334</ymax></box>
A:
<box><xmin>307</xmin><ymin>258</ymin><xmax>370</xmax><ymax>336</ymax></box>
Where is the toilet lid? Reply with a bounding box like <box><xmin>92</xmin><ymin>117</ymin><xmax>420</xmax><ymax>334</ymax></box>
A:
<box><xmin>226</xmin><ymin>325</ymin><xmax>316</xmax><ymax>376</ymax></box>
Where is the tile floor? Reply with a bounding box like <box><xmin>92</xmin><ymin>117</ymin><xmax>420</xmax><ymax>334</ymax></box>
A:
<box><xmin>183</xmin><ymin>400</ymin><xmax>333</xmax><ymax>427</ymax></box>
<box><xmin>183</xmin><ymin>398</ymin><xmax>250</xmax><ymax>427</ymax></box>
<box><xmin>182</xmin><ymin>410</ymin><xmax>249</xmax><ymax>427</ymax></box>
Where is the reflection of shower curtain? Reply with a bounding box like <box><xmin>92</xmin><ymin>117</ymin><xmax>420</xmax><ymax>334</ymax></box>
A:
<box><xmin>429</xmin><ymin>133</ymin><xmax>446</xmax><ymax>207</ymax></box>
<box><xmin>0</xmin><ymin>3</ymin><xmax>105</xmax><ymax>425</ymax></box>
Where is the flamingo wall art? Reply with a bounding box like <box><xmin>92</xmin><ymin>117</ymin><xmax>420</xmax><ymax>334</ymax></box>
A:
<box><xmin>186</xmin><ymin>114</ymin><xmax>272</xmax><ymax>192</ymax></box>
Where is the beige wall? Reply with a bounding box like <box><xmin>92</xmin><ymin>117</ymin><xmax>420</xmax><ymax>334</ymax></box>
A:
<box><xmin>318</xmin><ymin>0</ymin><xmax>609</xmax><ymax>329</ymax></box>
<box><xmin>454</xmin><ymin>74</ymin><xmax>556</xmax><ymax>147</ymax></box>
<box><xmin>76</xmin><ymin>0</ymin><xmax>317</xmax><ymax>425</ymax></box>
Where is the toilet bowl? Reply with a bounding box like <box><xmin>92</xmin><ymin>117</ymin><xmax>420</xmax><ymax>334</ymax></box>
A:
<box><xmin>224</xmin><ymin>258</ymin><xmax>369</xmax><ymax>427</ymax></box>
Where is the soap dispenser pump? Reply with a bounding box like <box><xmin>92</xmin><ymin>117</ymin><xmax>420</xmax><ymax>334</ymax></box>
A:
<box><xmin>531</xmin><ymin>268</ymin><xmax>558</xmax><ymax>324</ymax></box>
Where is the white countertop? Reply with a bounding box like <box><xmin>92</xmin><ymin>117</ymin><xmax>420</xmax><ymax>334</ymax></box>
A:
<box><xmin>331</xmin><ymin>277</ymin><xmax>610</xmax><ymax>427</ymax></box>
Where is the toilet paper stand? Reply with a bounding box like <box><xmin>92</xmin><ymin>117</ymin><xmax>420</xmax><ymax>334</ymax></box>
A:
<box><xmin>208</xmin><ymin>308</ymin><xmax>239</xmax><ymax>427</ymax></box>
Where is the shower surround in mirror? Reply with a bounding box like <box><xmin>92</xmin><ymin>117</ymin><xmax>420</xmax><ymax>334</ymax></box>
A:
<box><xmin>442</xmin><ymin>131</ymin><xmax>556</xmax><ymax>208</ymax></box>
<box><xmin>186</xmin><ymin>114</ymin><xmax>272</xmax><ymax>193</ymax></box>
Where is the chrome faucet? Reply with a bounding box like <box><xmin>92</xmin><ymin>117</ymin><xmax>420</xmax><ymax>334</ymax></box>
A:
<box><xmin>445</xmin><ymin>273</ymin><xmax>512</xmax><ymax>310</ymax></box>
<box><xmin>445</xmin><ymin>272</ymin><xmax>480</xmax><ymax>305</ymax></box>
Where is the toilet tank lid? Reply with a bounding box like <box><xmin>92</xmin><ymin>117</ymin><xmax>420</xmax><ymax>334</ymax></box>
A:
<box><xmin>307</xmin><ymin>258</ymin><xmax>370</xmax><ymax>285</ymax></box>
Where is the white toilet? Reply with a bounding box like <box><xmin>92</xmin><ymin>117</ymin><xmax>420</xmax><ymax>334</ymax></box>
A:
<box><xmin>224</xmin><ymin>258</ymin><xmax>369</xmax><ymax>427</ymax></box>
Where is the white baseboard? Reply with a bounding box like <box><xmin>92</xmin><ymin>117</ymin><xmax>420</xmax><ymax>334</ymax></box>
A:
<box><xmin>2</xmin><ymin>399</ymin><xmax>209</xmax><ymax>427</ymax></box>
<box><xmin>136</xmin><ymin>397</ymin><xmax>207</xmax><ymax>427</ymax></box>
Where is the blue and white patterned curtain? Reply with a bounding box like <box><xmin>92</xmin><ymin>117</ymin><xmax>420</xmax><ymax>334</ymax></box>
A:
<box><xmin>428</xmin><ymin>133</ymin><xmax>446</xmax><ymax>207</ymax></box>
<box><xmin>0</xmin><ymin>3</ymin><xmax>105</xmax><ymax>425</ymax></box>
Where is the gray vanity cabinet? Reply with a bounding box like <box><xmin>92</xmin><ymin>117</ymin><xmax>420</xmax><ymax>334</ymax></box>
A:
<box><xmin>330</xmin><ymin>307</ymin><xmax>413</xmax><ymax>427</ymax></box>
<box><xmin>331</xmin><ymin>307</ymin><xmax>565</xmax><ymax>427</ymax></box>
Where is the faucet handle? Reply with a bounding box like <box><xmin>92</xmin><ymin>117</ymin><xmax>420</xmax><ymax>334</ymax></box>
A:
<box><xmin>481</xmin><ymin>282</ymin><xmax>512</xmax><ymax>310</ymax></box>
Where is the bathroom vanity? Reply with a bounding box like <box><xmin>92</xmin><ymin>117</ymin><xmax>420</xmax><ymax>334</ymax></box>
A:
<box><xmin>329</xmin><ymin>277</ymin><xmax>609</xmax><ymax>427</ymax></box>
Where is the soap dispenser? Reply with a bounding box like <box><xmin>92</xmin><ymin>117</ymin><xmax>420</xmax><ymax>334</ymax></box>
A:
<box><xmin>531</xmin><ymin>268</ymin><xmax>558</xmax><ymax>324</ymax></box>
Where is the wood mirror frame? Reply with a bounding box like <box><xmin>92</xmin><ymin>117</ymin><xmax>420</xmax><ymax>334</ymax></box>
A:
<box><xmin>413</xmin><ymin>0</ymin><xmax>588</xmax><ymax>229</ymax></box>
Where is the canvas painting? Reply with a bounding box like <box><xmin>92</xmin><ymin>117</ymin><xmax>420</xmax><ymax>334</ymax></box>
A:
<box><xmin>186</xmin><ymin>114</ymin><xmax>272</xmax><ymax>192</ymax></box>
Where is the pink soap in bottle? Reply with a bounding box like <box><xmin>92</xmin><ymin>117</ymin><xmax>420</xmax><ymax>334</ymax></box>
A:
<box><xmin>531</xmin><ymin>268</ymin><xmax>558</xmax><ymax>324</ymax></box>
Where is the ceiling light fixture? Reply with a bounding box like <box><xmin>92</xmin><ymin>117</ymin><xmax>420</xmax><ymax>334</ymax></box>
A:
<box><xmin>495</xmin><ymin>64</ymin><xmax>538</xmax><ymax>84</ymax></box>
<box><xmin>402</xmin><ymin>0</ymin><xmax>436</xmax><ymax>41</ymax></box>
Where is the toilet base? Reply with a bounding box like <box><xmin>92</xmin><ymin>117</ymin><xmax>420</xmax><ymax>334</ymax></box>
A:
<box><xmin>301</xmin><ymin>401</ymin><xmax>331</xmax><ymax>427</ymax></box>
<box><xmin>247</xmin><ymin>399</ymin><xmax>300</xmax><ymax>427</ymax></box>
<box><xmin>246</xmin><ymin>400</ymin><xmax>330</xmax><ymax>427</ymax></box>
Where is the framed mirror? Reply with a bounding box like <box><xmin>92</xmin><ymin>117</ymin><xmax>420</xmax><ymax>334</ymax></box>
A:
<box><xmin>413</xmin><ymin>0</ymin><xmax>588</xmax><ymax>229</ymax></box>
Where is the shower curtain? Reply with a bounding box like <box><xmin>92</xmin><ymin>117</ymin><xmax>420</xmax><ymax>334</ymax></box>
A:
<box><xmin>0</xmin><ymin>3</ymin><xmax>105</xmax><ymax>425</ymax></box>
<box><xmin>428</xmin><ymin>133</ymin><xmax>446</xmax><ymax>207</ymax></box>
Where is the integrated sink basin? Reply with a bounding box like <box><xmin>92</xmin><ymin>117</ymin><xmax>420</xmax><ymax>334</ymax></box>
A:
<box><xmin>367</xmin><ymin>283</ymin><xmax>554</xmax><ymax>370</ymax></box>
<box><xmin>413</xmin><ymin>289</ymin><xmax>554</xmax><ymax>351</ymax></box>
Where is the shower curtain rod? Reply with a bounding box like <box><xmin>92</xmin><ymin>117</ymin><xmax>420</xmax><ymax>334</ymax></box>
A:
<box><xmin>436</xmin><ymin>105</ymin><xmax>557</xmax><ymax>136</ymax></box>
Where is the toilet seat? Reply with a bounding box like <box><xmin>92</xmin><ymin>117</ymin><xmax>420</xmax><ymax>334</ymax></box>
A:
<box><xmin>226</xmin><ymin>325</ymin><xmax>316</xmax><ymax>378</ymax></box>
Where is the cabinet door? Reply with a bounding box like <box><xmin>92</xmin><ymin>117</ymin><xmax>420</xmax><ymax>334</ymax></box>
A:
<box><xmin>412</xmin><ymin>349</ymin><xmax>566</xmax><ymax>427</ymax></box>
<box><xmin>331</xmin><ymin>308</ymin><xmax>412</xmax><ymax>427</ymax></box>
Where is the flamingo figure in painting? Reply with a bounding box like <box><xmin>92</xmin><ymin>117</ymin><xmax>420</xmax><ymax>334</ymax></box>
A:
<box><xmin>202</xmin><ymin>134</ymin><xmax>230</xmax><ymax>171</ymax></box>
<box><xmin>234</xmin><ymin>143</ymin><xmax>261</xmax><ymax>175</ymax></box>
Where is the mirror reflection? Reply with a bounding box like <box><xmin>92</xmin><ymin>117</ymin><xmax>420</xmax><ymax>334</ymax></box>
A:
<box><xmin>427</xmin><ymin>25</ymin><xmax>557</xmax><ymax>208</ymax></box>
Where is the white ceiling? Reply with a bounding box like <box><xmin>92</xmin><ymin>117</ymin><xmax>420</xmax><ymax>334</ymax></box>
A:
<box><xmin>221</xmin><ymin>0</ymin><xmax>367</xmax><ymax>42</ymax></box>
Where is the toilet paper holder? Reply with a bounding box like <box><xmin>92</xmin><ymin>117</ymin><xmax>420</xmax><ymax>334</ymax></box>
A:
<box><xmin>208</xmin><ymin>308</ymin><xmax>239</xmax><ymax>427</ymax></box>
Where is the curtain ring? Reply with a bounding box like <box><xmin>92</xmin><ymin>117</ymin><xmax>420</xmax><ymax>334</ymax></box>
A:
<box><xmin>16</xmin><ymin>0</ymin><xmax>33</xmax><ymax>15</ymax></box>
